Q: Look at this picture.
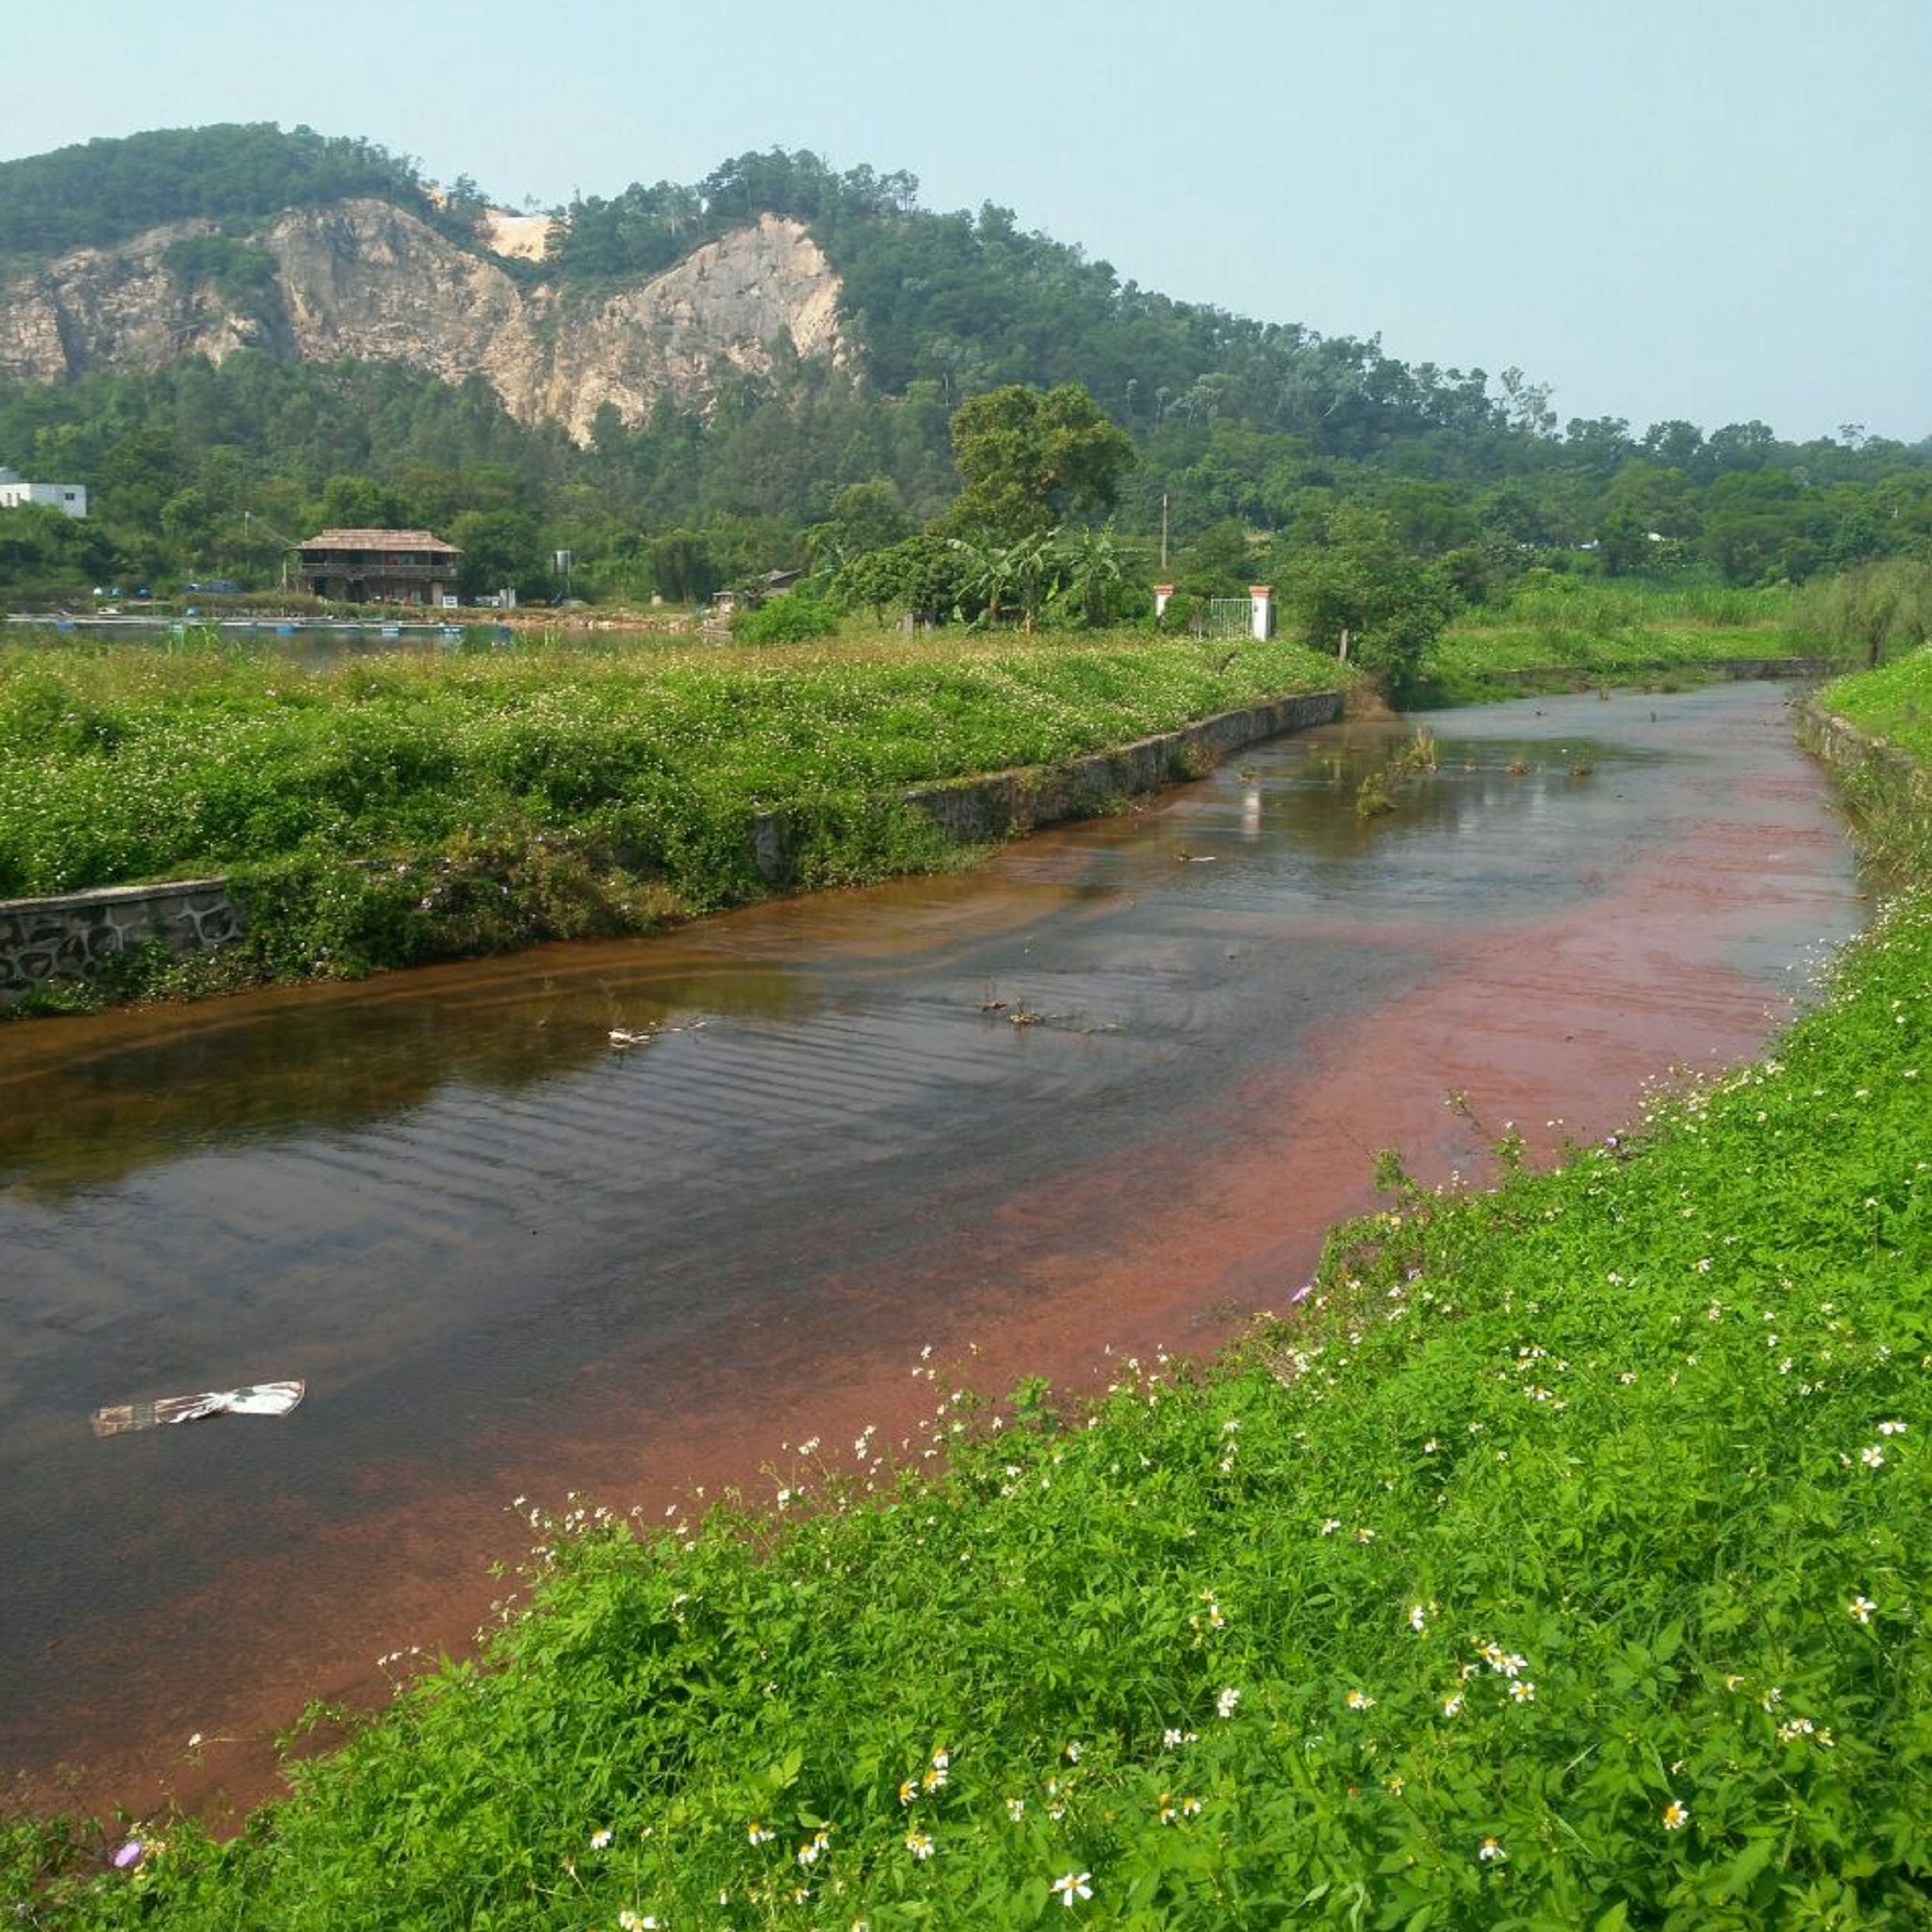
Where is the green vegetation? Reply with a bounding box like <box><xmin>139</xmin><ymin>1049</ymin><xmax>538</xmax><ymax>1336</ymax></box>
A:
<box><xmin>2</xmin><ymin>129</ymin><xmax>1928</xmax><ymax>625</ymax></box>
<box><xmin>0</xmin><ymin>125</ymin><xmax>434</xmax><ymax>269</ymax></box>
<box><xmin>3</xmin><ymin>119</ymin><xmax>1928</xmax><ymax>1925</ymax></box>
<box><xmin>0</xmin><ymin>631</ymin><xmax>1342</xmax><ymax>989</ymax></box>
<box><xmin>947</xmin><ymin>384</ymin><xmax>1137</xmax><ymax>540</ymax></box>
<box><xmin>158</xmin><ymin>235</ymin><xmax>282</xmax><ymax>314</ymax></box>
<box><xmin>729</xmin><ymin>591</ymin><xmax>841</xmax><ymax>644</ymax></box>
<box><xmin>1417</xmin><ymin>579</ymin><xmax>1820</xmax><ymax>702</ymax></box>
<box><xmin>1821</xmin><ymin>643</ymin><xmax>1932</xmax><ymax>768</ymax></box>
<box><xmin>5</xmin><ymin>673</ymin><xmax>1925</xmax><ymax>1929</ymax></box>
<box><xmin>1282</xmin><ymin>503</ymin><xmax>1458</xmax><ymax>700</ymax></box>
<box><xmin>1799</xmin><ymin>560</ymin><xmax>1932</xmax><ymax>673</ymax></box>
<box><xmin>1808</xmin><ymin>646</ymin><xmax>1932</xmax><ymax>879</ymax></box>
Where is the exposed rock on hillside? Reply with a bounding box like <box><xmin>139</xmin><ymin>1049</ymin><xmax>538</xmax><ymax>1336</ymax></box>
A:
<box><xmin>0</xmin><ymin>203</ymin><xmax>843</xmax><ymax>443</ymax></box>
<box><xmin>476</xmin><ymin>208</ymin><xmax>551</xmax><ymax>263</ymax></box>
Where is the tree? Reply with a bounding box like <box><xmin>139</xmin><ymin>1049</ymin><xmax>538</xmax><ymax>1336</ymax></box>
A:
<box><xmin>1496</xmin><ymin>366</ymin><xmax>1557</xmax><ymax>440</ymax></box>
<box><xmin>159</xmin><ymin>486</ymin><xmax>215</xmax><ymax>570</ymax></box>
<box><xmin>1282</xmin><ymin>503</ymin><xmax>1456</xmax><ymax>698</ymax></box>
<box><xmin>646</xmin><ymin>529</ymin><xmax>721</xmax><ymax>605</ymax></box>
<box><xmin>450</xmin><ymin>507</ymin><xmax>548</xmax><ymax>602</ymax></box>
<box><xmin>1596</xmin><ymin>462</ymin><xmax>1701</xmax><ymax>575</ymax></box>
<box><xmin>1705</xmin><ymin>421</ymin><xmax>1780</xmax><ymax>474</ymax></box>
<box><xmin>318</xmin><ymin>473</ymin><xmax>400</xmax><ymax>530</ymax></box>
<box><xmin>1176</xmin><ymin>519</ymin><xmax>1258</xmax><ymax>596</ymax></box>
<box><xmin>1052</xmin><ymin>524</ymin><xmax>1132</xmax><ymax>628</ymax></box>
<box><xmin>834</xmin><ymin>532</ymin><xmax>972</xmax><ymax>623</ymax></box>
<box><xmin>0</xmin><ymin>499</ymin><xmax>120</xmax><ymax>596</ymax></box>
<box><xmin>806</xmin><ymin>479</ymin><xmax>914</xmax><ymax>570</ymax></box>
<box><xmin>1642</xmin><ymin>420</ymin><xmax>1707</xmax><ymax>473</ymax></box>
<box><xmin>1376</xmin><ymin>478</ymin><xmax>1477</xmax><ymax>556</ymax></box>
<box><xmin>1562</xmin><ymin>416</ymin><xmax>1636</xmax><ymax>476</ymax></box>
<box><xmin>996</xmin><ymin>528</ymin><xmax>1060</xmax><ymax>631</ymax></box>
<box><xmin>945</xmin><ymin>533</ymin><xmax>1019</xmax><ymax>627</ymax></box>
<box><xmin>1702</xmin><ymin>471</ymin><xmax>1822</xmax><ymax>584</ymax></box>
<box><xmin>947</xmin><ymin>383</ymin><xmax>1135</xmax><ymax>540</ymax></box>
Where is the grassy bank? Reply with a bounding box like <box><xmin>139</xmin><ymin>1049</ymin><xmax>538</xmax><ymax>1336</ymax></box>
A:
<box><xmin>1818</xmin><ymin>648</ymin><xmax>1932</xmax><ymax>769</ymax></box>
<box><xmin>0</xmin><ymin>630</ymin><xmax>1343</xmax><ymax>999</ymax></box>
<box><xmin>1807</xmin><ymin>648</ymin><xmax>1932</xmax><ymax>881</ymax></box>
<box><xmin>1419</xmin><ymin>582</ymin><xmax>1822</xmax><ymax>703</ymax></box>
<box><xmin>3</xmin><ymin>671</ymin><xmax>1925</xmax><ymax>1925</ymax></box>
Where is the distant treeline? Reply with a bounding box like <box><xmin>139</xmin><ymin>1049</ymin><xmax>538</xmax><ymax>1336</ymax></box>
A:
<box><xmin>0</xmin><ymin>127</ymin><xmax>1927</xmax><ymax>621</ymax></box>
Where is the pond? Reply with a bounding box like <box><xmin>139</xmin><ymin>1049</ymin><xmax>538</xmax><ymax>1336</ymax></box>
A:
<box><xmin>0</xmin><ymin>681</ymin><xmax>1862</xmax><ymax>1822</ymax></box>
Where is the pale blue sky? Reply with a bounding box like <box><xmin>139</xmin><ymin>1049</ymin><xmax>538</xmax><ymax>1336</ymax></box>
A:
<box><xmin>3</xmin><ymin>0</ymin><xmax>1926</xmax><ymax>443</ymax></box>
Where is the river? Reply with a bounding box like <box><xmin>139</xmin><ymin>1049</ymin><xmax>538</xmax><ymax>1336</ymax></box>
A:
<box><xmin>0</xmin><ymin>681</ymin><xmax>1862</xmax><ymax>1822</ymax></box>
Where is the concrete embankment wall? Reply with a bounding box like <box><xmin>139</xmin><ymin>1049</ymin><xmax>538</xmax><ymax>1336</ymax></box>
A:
<box><xmin>1</xmin><ymin>689</ymin><xmax>1346</xmax><ymax>1000</ymax></box>
<box><xmin>1796</xmin><ymin>696</ymin><xmax>1930</xmax><ymax>812</ymax></box>
<box><xmin>1475</xmin><ymin>655</ymin><xmax>1855</xmax><ymax>688</ymax></box>
<box><xmin>0</xmin><ymin>878</ymin><xmax>241</xmax><ymax>1004</ymax></box>
<box><xmin>749</xmin><ymin>690</ymin><xmax>1344</xmax><ymax>884</ymax></box>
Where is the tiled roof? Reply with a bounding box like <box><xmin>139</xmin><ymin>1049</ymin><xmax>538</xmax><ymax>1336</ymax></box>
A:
<box><xmin>298</xmin><ymin>528</ymin><xmax>463</xmax><ymax>553</ymax></box>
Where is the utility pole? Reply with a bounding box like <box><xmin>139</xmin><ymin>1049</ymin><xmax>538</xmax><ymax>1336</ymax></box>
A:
<box><xmin>1160</xmin><ymin>492</ymin><xmax>1169</xmax><ymax>573</ymax></box>
<box><xmin>243</xmin><ymin>510</ymin><xmax>298</xmax><ymax>592</ymax></box>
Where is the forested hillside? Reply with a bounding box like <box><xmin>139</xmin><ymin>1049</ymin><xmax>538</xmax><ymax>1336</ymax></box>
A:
<box><xmin>0</xmin><ymin>126</ymin><xmax>1927</xmax><ymax>623</ymax></box>
<box><xmin>0</xmin><ymin>125</ymin><xmax>448</xmax><ymax>268</ymax></box>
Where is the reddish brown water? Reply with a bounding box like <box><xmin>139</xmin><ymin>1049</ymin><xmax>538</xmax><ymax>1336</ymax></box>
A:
<box><xmin>0</xmin><ymin>683</ymin><xmax>1862</xmax><ymax>1826</ymax></box>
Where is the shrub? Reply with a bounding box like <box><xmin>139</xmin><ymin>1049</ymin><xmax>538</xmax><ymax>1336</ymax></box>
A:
<box><xmin>730</xmin><ymin>591</ymin><xmax>840</xmax><ymax>644</ymax></box>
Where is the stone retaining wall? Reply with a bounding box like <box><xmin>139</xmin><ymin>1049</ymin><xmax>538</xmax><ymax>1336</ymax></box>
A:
<box><xmin>4</xmin><ymin>690</ymin><xmax>1345</xmax><ymax>998</ymax></box>
<box><xmin>1796</xmin><ymin>697</ymin><xmax>1930</xmax><ymax>809</ymax></box>
<box><xmin>750</xmin><ymin>690</ymin><xmax>1343</xmax><ymax>884</ymax></box>
<box><xmin>0</xmin><ymin>878</ymin><xmax>242</xmax><ymax>1003</ymax></box>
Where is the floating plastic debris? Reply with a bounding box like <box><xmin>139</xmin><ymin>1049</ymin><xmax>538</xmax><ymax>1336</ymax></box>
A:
<box><xmin>90</xmin><ymin>1381</ymin><xmax>305</xmax><ymax>1438</ymax></box>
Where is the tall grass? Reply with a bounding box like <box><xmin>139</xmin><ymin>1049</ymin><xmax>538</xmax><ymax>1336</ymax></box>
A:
<box><xmin>1454</xmin><ymin>578</ymin><xmax>1795</xmax><ymax>634</ymax></box>
<box><xmin>1422</xmin><ymin>578</ymin><xmax>1815</xmax><ymax>700</ymax></box>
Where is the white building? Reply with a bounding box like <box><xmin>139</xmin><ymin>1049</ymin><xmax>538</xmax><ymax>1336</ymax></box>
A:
<box><xmin>0</xmin><ymin>468</ymin><xmax>88</xmax><ymax>518</ymax></box>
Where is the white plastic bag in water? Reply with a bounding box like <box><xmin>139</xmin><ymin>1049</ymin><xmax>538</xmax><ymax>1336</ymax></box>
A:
<box><xmin>90</xmin><ymin>1380</ymin><xmax>305</xmax><ymax>1437</ymax></box>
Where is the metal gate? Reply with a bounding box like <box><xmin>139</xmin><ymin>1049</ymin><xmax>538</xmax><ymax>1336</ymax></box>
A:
<box><xmin>1203</xmin><ymin>596</ymin><xmax>1251</xmax><ymax>639</ymax></box>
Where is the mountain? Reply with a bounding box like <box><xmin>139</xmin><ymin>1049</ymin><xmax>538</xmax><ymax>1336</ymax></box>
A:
<box><xmin>0</xmin><ymin>125</ymin><xmax>1922</xmax><ymax>609</ymax></box>
<box><xmin>0</xmin><ymin>200</ymin><xmax>844</xmax><ymax>443</ymax></box>
<box><xmin>0</xmin><ymin>124</ymin><xmax>1511</xmax><ymax>463</ymax></box>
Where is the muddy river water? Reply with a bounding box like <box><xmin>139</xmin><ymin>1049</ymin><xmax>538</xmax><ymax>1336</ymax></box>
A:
<box><xmin>0</xmin><ymin>683</ymin><xmax>1863</xmax><ymax>1822</ymax></box>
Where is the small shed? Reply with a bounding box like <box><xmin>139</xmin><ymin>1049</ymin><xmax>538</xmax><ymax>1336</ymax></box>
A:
<box><xmin>293</xmin><ymin>529</ymin><xmax>463</xmax><ymax>605</ymax></box>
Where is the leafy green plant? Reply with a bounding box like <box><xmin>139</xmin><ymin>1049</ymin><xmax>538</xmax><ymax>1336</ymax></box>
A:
<box><xmin>729</xmin><ymin>590</ymin><xmax>840</xmax><ymax>644</ymax></box>
<box><xmin>159</xmin><ymin>233</ymin><xmax>280</xmax><ymax>312</ymax></box>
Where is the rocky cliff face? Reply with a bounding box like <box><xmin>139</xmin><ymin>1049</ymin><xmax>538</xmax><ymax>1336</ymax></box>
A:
<box><xmin>0</xmin><ymin>203</ymin><xmax>845</xmax><ymax>443</ymax></box>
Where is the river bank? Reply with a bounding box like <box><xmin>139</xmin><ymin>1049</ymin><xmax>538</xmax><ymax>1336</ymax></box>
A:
<box><xmin>0</xmin><ymin>631</ymin><xmax>1355</xmax><ymax>1010</ymax></box>
<box><xmin>3</xmin><ymin>675</ymin><xmax>1906</xmax><ymax>1926</ymax></box>
<box><xmin>1417</xmin><ymin>581</ymin><xmax>1835</xmax><ymax>703</ymax></box>
<box><xmin>0</xmin><ymin>588</ymin><xmax>1849</xmax><ymax>1013</ymax></box>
